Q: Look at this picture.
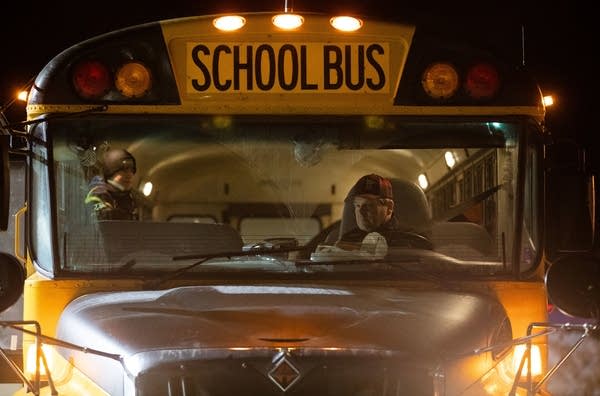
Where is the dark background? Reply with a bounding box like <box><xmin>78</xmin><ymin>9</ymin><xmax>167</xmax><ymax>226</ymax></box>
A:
<box><xmin>0</xmin><ymin>1</ymin><xmax>595</xmax><ymax>159</ymax></box>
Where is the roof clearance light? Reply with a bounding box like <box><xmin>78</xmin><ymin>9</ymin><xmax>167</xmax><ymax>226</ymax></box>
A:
<box><xmin>72</xmin><ymin>59</ymin><xmax>111</xmax><ymax>99</ymax></box>
<box><xmin>115</xmin><ymin>61</ymin><xmax>153</xmax><ymax>98</ymax></box>
<box><xmin>330</xmin><ymin>16</ymin><xmax>363</xmax><ymax>32</ymax></box>
<box><xmin>465</xmin><ymin>62</ymin><xmax>500</xmax><ymax>100</ymax></box>
<box><xmin>213</xmin><ymin>15</ymin><xmax>246</xmax><ymax>32</ymax></box>
<box><xmin>272</xmin><ymin>13</ymin><xmax>304</xmax><ymax>30</ymax></box>
<box><xmin>421</xmin><ymin>62</ymin><xmax>459</xmax><ymax>99</ymax></box>
<box><xmin>17</xmin><ymin>90</ymin><xmax>29</xmax><ymax>102</ymax></box>
<box><xmin>418</xmin><ymin>174</ymin><xmax>429</xmax><ymax>190</ymax></box>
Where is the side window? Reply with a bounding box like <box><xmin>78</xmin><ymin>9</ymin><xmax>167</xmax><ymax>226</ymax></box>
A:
<box><xmin>521</xmin><ymin>139</ymin><xmax>540</xmax><ymax>271</ymax></box>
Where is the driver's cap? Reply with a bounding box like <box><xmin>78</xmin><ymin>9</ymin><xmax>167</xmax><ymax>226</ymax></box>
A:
<box><xmin>350</xmin><ymin>174</ymin><xmax>393</xmax><ymax>199</ymax></box>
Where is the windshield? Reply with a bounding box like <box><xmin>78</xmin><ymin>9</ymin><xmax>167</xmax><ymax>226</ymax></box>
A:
<box><xmin>31</xmin><ymin>115</ymin><xmax>537</xmax><ymax>278</ymax></box>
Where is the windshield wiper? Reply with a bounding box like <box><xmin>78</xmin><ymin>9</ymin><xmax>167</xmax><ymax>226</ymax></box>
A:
<box><xmin>146</xmin><ymin>245</ymin><xmax>309</xmax><ymax>288</ymax></box>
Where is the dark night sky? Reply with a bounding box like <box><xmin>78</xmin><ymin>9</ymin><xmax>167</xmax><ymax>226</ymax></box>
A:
<box><xmin>0</xmin><ymin>1</ymin><xmax>595</xmax><ymax>151</ymax></box>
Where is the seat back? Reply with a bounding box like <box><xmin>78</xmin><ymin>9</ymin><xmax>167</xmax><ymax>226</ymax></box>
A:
<box><xmin>431</xmin><ymin>221</ymin><xmax>494</xmax><ymax>259</ymax></box>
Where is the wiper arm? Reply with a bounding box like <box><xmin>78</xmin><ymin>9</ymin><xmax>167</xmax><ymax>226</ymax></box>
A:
<box><xmin>146</xmin><ymin>245</ymin><xmax>308</xmax><ymax>288</ymax></box>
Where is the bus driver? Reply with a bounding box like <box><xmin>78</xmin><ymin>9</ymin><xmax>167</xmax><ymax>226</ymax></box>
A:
<box><xmin>336</xmin><ymin>174</ymin><xmax>432</xmax><ymax>250</ymax></box>
<box><xmin>85</xmin><ymin>148</ymin><xmax>140</xmax><ymax>221</ymax></box>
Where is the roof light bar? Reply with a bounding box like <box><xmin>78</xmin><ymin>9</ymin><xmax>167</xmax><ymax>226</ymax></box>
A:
<box><xmin>330</xmin><ymin>16</ymin><xmax>363</xmax><ymax>32</ymax></box>
<box><xmin>272</xmin><ymin>13</ymin><xmax>304</xmax><ymax>30</ymax></box>
<box><xmin>213</xmin><ymin>15</ymin><xmax>246</xmax><ymax>32</ymax></box>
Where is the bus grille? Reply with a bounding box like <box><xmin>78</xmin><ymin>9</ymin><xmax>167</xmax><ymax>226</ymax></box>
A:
<box><xmin>136</xmin><ymin>357</ymin><xmax>433</xmax><ymax>396</ymax></box>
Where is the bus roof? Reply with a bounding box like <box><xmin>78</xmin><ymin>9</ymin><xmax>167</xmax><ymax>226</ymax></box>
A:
<box><xmin>27</xmin><ymin>12</ymin><xmax>544</xmax><ymax>120</ymax></box>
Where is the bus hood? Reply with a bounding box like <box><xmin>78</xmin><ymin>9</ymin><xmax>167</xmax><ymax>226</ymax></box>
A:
<box><xmin>55</xmin><ymin>284</ymin><xmax>510</xmax><ymax>394</ymax></box>
<box><xmin>57</xmin><ymin>284</ymin><xmax>509</xmax><ymax>358</ymax></box>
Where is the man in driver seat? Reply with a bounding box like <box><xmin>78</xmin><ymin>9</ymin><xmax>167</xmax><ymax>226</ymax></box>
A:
<box><xmin>336</xmin><ymin>174</ymin><xmax>431</xmax><ymax>250</ymax></box>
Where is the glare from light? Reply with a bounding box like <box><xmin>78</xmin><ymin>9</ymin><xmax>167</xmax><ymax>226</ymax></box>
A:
<box><xmin>272</xmin><ymin>14</ymin><xmax>304</xmax><ymax>30</ymax></box>
<box><xmin>330</xmin><ymin>16</ymin><xmax>363</xmax><ymax>32</ymax></box>
<box><xmin>418</xmin><ymin>173</ymin><xmax>429</xmax><ymax>190</ymax></box>
<box><xmin>512</xmin><ymin>344</ymin><xmax>542</xmax><ymax>377</ymax></box>
<box><xmin>25</xmin><ymin>343</ymin><xmax>53</xmax><ymax>376</ymax></box>
<box><xmin>444</xmin><ymin>151</ymin><xmax>457</xmax><ymax>169</ymax></box>
<box><xmin>543</xmin><ymin>95</ymin><xmax>554</xmax><ymax>107</ymax></box>
<box><xmin>142</xmin><ymin>181</ymin><xmax>153</xmax><ymax>197</ymax></box>
<box><xmin>17</xmin><ymin>90</ymin><xmax>29</xmax><ymax>102</ymax></box>
<box><xmin>213</xmin><ymin>15</ymin><xmax>246</xmax><ymax>32</ymax></box>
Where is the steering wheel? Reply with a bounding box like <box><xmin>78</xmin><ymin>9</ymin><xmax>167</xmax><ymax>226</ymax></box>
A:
<box><xmin>297</xmin><ymin>220</ymin><xmax>341</xmax><ymax>259</ymax></box>
<box><xmin>387</xmin><ymin>230</ymin><xmax>433</xmax><ymax>250</ymax></box>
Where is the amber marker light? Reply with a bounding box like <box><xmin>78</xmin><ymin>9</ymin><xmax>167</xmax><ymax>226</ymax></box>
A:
<box><xmin>115</xmin><ymin>61</ymin><xmax>153</xmax><ymax>98</ymax></box>
<box><xmin>421</xmin><ymin>62</ymin><xmax>460</xmax><ymax>99</ymax></box>
<box><xmin>213</xmin><ymin>15</ymin><xmax>246</xmax><ymax>31</ymax></box>
<box><xmin>272</xmin><ymin>13</ymin><xmax>304</xmax><ymax>30</ymax></box>
<box><xmin>17</xmin><ymin>90</ymin><xmax>29</xmax><ymax>102</ymax></box>
<box><xmin>330</xmin><ymin>16</ymin><xmax>363</xmax><ymax>32</ymax></box>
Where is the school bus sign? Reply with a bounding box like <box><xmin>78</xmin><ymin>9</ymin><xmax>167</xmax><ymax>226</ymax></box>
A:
<box><xmin>185</xmin><ymin>42</ymin><xmax>390</xmax><ymax>93</ymax></box>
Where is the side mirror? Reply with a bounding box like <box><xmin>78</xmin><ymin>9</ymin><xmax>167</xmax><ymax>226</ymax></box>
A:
<box><xmin>545</xmin><ymin>253</ymin><xmax>600</xmax><ymax>319</ymax></box>
<box><xmin>0</xmin><ymin>252</ymin><xmax>25</xmax><ymax>313</ymax></box>
<box><xmin>0</xmin><ymin>134</ymin><xmax>9</xmax><ymax>231</ymax></box>
<box><xmin>545</xmin><ymin>138</ymin><xmax>595</xmax><ymax>260</ymax></box>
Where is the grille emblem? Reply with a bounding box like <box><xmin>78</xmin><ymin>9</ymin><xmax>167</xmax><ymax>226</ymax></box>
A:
<box><xmin>268</xmin><ymin>354</ymin><xmax>301</xmax><ymax>392</ymax></box>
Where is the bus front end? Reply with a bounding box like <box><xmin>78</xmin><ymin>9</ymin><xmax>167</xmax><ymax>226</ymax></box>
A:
<box><xmin>0</xmin><ymin>11</ymin><xmax>596</xmax><ymax>396</ymax></box>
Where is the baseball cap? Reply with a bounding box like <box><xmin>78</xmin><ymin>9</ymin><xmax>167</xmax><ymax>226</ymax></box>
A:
<box><xmin>350</xmin><ymin>174</ymin><xmax>393</xmax><ymax>199</ymax></box>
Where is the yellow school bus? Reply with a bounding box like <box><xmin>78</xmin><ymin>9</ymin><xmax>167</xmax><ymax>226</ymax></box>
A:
<box><xmin>0</xmin><ymin>10</ymin><xmax>598</xmax><ymax>396</ymax></box>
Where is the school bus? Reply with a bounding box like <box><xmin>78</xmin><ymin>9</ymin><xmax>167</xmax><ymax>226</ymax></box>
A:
<box><xmin>0</xmin><ymin>10</ymin><xmax>598</xmax><ymax>396</ymax></box>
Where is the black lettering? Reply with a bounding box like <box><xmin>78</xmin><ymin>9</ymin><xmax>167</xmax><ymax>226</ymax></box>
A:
<box><xmin>324</xmin><ymin>45</ymin><xmax>343</xmax><ymax>89</ymax></box>
<box><xmin>234</xmin><ymin>45</ymin><xmax>253</xmax><ymax>90</ymax></box>
<box><xmin>213</xmin><ymin>45</ymin><xmax>232</xmax><ymax>91</ymax></box>
<box><xmin>300</xmin><ymin>45</ymin><xmax>318</xmax><ymax>90</ymax></box>
<box><xmin>345</xmin><ymin>45</ymin><xmax>365</xmax><ymax>90</ymax></box>
<box><xmin>366</xmin><ymin>44</ymin><xmax>386</xmax><ymax>90</ymax></box>
<box><xmin>278</xmin><ymin>44</ymin><xmax>298</xmax><ymax>90</ymax></box>
<box><xmin>255</xmin><ymin>45</ymin><xmax>276</xmax><ymax>90</ymax></box>
<box><xmin>191</xmin><ymin>45</ymin><xmax>211</xmax><ymax>91</ymax></box>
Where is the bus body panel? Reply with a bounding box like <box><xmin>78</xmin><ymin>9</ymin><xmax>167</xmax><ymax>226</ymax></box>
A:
<box><xmin>2</xmin><ymin>11</ymin><xmax>568</xmax><ymax>396</ymax></box>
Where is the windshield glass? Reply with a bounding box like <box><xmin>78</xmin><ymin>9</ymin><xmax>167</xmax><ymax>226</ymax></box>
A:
<box><xmin>42</xmin><ymin>115</ymin><xmax>530</xmax><ymax>277</ymax></box>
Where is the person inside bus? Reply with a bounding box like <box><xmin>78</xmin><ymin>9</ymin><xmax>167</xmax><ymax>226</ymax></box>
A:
<box><xmin>335</xmin><ymin>173</ymin><xmax>432</xmax><ymax>250</ymax></box>
<box><xmin>85</xmin><ymin>148</ymin><xmax>140</xmax><ymax>220</ymax></box>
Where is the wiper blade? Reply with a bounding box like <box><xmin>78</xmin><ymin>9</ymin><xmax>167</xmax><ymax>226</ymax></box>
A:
<box><xmin>146</xmin><ymin>245</ymin><xmax>308</xmax><ymax>288</ymax></box>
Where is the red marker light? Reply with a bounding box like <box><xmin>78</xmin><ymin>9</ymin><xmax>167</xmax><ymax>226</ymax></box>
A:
<box><xmin>72</xmin><ymin>60</ymin><xmax>111</xmax><ymax>99</ymax></box>
<box><xmin>464</xmin><ymin>62</ymin><xmax>500</xmax><ymax>100</ymax></box>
